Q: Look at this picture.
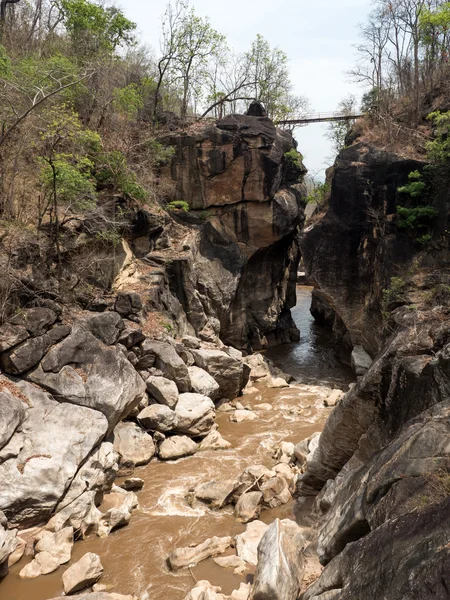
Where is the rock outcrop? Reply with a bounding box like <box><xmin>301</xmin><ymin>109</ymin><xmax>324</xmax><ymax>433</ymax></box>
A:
<box><xmin>159</xmin><ymin>113</ymin><xmax>306</xmax><ymax>350</ymax></box>
<box><xmin>300</xmin><ymin>142</ymin><xmax>425</xmax><ymax>357</ymax></box>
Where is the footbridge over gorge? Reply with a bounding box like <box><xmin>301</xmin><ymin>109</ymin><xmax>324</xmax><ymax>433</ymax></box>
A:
<box><xmin>275</xmin><ymin>111</ymin><xmax>363</xmax><ymax>126</ymax></box>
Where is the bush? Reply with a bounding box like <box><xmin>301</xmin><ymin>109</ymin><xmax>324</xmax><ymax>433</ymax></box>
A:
<box><xmin>397</xmin><ymin>170</ymin><xmax>426</xmax><ymax>198</ymax></box>
<box><xmin>96</xmin><ymin>151</ymin><xmax>147</xmax><ymax>201</ymax></box>
<box><xmin>396</xmin><ymin>205</ymin><xmax>438</xmax><ymax>230</ymax></box>
<box><xmin>283</xmin><ymin>149</ymin><xmax>306</xmax><ymax>182</ymax></box>
<box><xmin>382</xmin><ymin>276</ymin><xmax>408</xmax><ymax>320</ymax></box>
<box><xmin>167</xmin><ymin>200</ymin><xmax>189</xmax><ymax>212</ymax></box>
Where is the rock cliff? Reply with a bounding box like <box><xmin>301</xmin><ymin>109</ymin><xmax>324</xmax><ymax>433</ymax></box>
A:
<box><xmin>298</xmin><ymin>142</ymin><xmax>450</xmax><ymax>599</ymax></box>
<box><xmin>300</xmin><ymin>142</ymin><xmax>425</xmax><ymax>357</ymax></box>
<box><xmin>158</xmin><ymin>113</ymin><xmax>307</xmax><ymax>351</ymax></box>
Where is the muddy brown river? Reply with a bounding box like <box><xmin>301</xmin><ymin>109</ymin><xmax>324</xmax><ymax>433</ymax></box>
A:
<box><xmin>1</xmin><ymin>287</ymin><xmax>353</xmax><ymax>600</ymax></box>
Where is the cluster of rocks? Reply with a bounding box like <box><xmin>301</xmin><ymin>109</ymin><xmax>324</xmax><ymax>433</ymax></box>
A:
<box><xmin>0</xmin><ymin>295</ymin><xmax>260</xmax><ymax>588</ymax></box>
<box><xmin>184</xmin><ymin>433</ymin><xmax>321</xmax><ymax>526</ymax></box>
<box><xmin>171</xmin><ymin>517</ymin><xmax>309</xmax><ymax>600</ymax></box>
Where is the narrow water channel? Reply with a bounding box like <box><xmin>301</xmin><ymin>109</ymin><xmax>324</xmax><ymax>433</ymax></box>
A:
<box><xmin>2</xmin><ymin>286</ymin><xmax>352</xmax><ymax>600</ymax></box>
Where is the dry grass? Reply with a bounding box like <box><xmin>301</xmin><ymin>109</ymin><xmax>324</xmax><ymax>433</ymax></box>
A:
<box><xmin>0</xmin><ymin>379</ymin><xmax>32</xmax><ymax>407</ymax></box>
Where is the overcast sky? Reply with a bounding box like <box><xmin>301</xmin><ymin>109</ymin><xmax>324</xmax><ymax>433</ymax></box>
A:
<box><xmin>120</xmin><ymin>0</ymin><xmax>373</xmax><ymax>179</ymax></box>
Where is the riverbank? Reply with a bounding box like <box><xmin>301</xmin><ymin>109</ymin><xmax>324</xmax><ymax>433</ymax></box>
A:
<box><xmin>0</xmin><ymin>287</ymin><xmax>352</xmax><ymax>600</ymax></box>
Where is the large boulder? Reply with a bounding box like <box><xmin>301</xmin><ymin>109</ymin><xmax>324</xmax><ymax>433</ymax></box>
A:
<box><xmin>145</xmin><ymin>376</ymin><xmax>179</xmax><ymax>409</ymax></box>
<box><xmin>138</xmin><ymin>404</ymin><xmax>178</xmax><ymax>433</ymax></box>
<box><xmin>77</xmin><ymin>312</ymin><xmax>123</xmax><ymax>346</ymax></box>
<box><xmin>0</xmin><ymin>378</ymin><xmax>108</xmax><ymax>527</ymax></box>
<box><xmin>19</xmin><ymin>550</ymin><xmax>60</xmax><ymax>579</ymax></box>
<box><xmin>251</xmin><ymin>519</ymin><xmax>305</xmax><ymax>600</ymax></box>
<box><xmin>35</xmin><ymin>527</ymin><xmax>74</xmax><ymax>564</ymax></box>
<box><xmin>141</xmin><ymin>340</ymin><xmax>191</xmax><ymax>392</ymax></box>
<box><xmin>235</xmin><ymin>492</ymin><xmax>263</xmax><ymax>523</ymax></box>
<box><xmin>188</xmin><ymin>366</ymin><xmax>220</xmax><ymax>401</ymax></box>
<box><xmin>0</xmin><ymin>323</ymin><xmax>29</xmax><ymax>352</ymax></box>
<box><xmin>168</xmin><ymin>536</ymin><xmax>232</xmax><ymax>571</ymax></box>
<box><xmin>62</xmin><ymin>552</ymin><xmax>103</xmax><ymax>594</ymax></box>
<box><xmin>9</xmin><ymin>307</ymin><xmax>58</xmax><ymax>336</ymax></box>
<box><xmin>236</xmin><ymin>520</ymin><xmax>269</xmax><ymax>566</ymax></box>
<box><xmin>27</xmin><ymin>329</ymin><xmax>146</xmax><ymax>429</ymax></box>
<box><xmin>191</xmin><ymin>349</ymin><xmax>245</xmax><ymax>399</ymax></box>
<box><xmin>193</xmin><ymin>480</ymin><xmax>239</xmax><ymax>509</ymax></box>
<box><xmin>112</xmin><ymin>422</ymin><xmax>155</xmax><ymax>467</ymax></box>
<box><xmin>158</xmin><ymin>435</ymin><xmax>198</xmax><ymax>460</ymax></box>
<box><xmin>174</xmin><ymin>393</ymin><xmax>215</xmax><ymax>437</ymax></box>
<box><xmin>0</xmin><ymin>326</ymin><xmax>71</xmax><ymax>375</ymax></box>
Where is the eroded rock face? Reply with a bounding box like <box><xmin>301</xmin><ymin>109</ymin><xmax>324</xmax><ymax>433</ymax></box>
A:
<box><xmin>298</xmin><ymin>139</ymin><xmax>450</xmax><ymax>600</ymax></box>
<box><xmin>300</xmin><ymin>142</ymin><xmax>425</xmax><ymax>356</ymax></box>
<box><xmin>160</xmin><ymin>113</ymin><xmax>306</xmax><ymax>351</ymax></box>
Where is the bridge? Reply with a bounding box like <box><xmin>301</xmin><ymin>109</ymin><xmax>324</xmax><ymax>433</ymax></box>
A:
<box><xmin>276</xmin><ymin>111</ymin><xmax>364</xmax><ymax>126</ymax></box>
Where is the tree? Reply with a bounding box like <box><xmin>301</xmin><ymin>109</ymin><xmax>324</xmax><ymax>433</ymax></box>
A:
<box><xmin>37</xmin><ymin>104</ymin><xmax>100</xmax><ymax>279</ymax></box>
<box><xmin>245</xmin><ymin>34</ymin><xmax>292</xmax><ymax>120</ymax></box>
<box><xmin>59</xmin><ymin>0</ymin><xmax>136</xmax><ymax>58</ymax></box>
<box><xmin>153</xmin><ymin>0</ymin><xmax>188</xmax><ymax>120</ymax></box>
<box><xmin>326</xmin><ymin>96</ymin><xmax>358</xmax><ymax>155</ymax></box>
<box><xmin>0</xmin><ymin>0</ymin><xmax>21</xmax><ymax>43</ymax></box>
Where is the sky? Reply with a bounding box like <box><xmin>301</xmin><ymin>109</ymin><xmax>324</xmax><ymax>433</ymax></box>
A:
<box><xmin>120</xmin><ymin>0</ymin><xmax>374</xmax><ymax>179</ymax></box>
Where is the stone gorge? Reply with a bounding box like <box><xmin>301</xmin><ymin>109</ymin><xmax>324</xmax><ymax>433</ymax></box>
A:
<box><xmin>0</xmin><ymin>72</ymin><xmax>449</xmax><ymax>600</ymax></box>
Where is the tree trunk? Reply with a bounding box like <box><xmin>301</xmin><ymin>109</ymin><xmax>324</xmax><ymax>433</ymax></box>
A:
<box><xmin>0</xmin><ymin>0</ymin><xmax>21</xmax><ymax>43</ymax></box>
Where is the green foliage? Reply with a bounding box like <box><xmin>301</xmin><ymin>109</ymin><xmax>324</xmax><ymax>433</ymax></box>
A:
<box><xmin>41</xmin><ymin>156</ymin><xmax>96</xmax><ymax>211</ymax></box>
<box><xmin>398</xmin><ymin>171</ymin><xmax>426</xmax><ymax>198</ymax></box>
<box><xmin>396</xmin><ymin>205</ymin><xmax>438</xmax><ymax>230</ymax></box>
<box><xmin>167</xmin><ymin>200</ymin><xmax>189</xmax><ymax>212</ymax></box>
<box><xmin>306</xmin><ymin>183</ymin><xmax>330</xmax><ymax>207</ymax></box>
<box><xmin>113</xmin><ymin>84</ymin><xmax>144</xmax><ymax>120</ymax></box>
<box><xmin>283</xmin><ymin>149</ymin><xmax>305</xmax><ymax>181</ymax></box>
<box><xmin>426</xmin><ymin>111</ymin><xmax>450</xmax><ymax>166</ymax></box>
<box><xmin>95</xmin><ymin>230</ymin><xmax>122</xmax><ymax>246</ymax></box>
<box><xmin>60</xmin><ymin>0</ymin><xmax>136</xmax><ymax>56</ymax></box>
<box><xmin>0</xmin><ymin>45</ymin><xmax>11</xmax><ymax>77</ymax></box>
<box><xmin>38</xmin><ymin>105</ymin><xmax>101</xmax><ymax>210</ymax></box>
<box><xmin>141</xmin><ymin>139</ymin><xmax>175</xmax><ymax>165</ymax></box>
<box><xmin>96</xmin><ymin>151</ymin><xmax>147</xmax><ymax>201</ymax></box>
<box><xmin>382</xmin><ymin>276</ymin><xmax>407</xmax><ymax>319</ymax></box>
<box><xmin>361</xmin><ymin>87</ymin><xmax>380</xmax><ymax>115</ymax></box>
<box><xmin>420</xmin><ymin>3</ymin><xmax>450</xmax><ymax>50</ymax></box>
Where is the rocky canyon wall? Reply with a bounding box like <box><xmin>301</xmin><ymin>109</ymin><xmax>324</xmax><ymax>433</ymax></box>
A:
<box><xmin>299</xmin><ymin>141</ymin><xmax>450</xmax><ymax>599</ymax></box>
<box><xmin>300</xmin><ymin>142</ymin><xmax>425</xmax><ymax>357</ymax></box>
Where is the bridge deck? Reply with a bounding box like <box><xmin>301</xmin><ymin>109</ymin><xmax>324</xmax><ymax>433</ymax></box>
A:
<box><xmin>276</xmin><ymin>112</ymin><xmax>363</xmax><ymax>126</ymax></box>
